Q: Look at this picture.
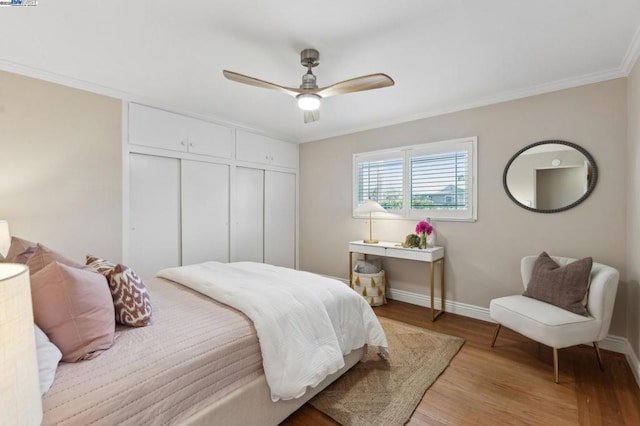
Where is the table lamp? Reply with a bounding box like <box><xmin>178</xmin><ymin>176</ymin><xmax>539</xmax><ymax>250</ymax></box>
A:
<box><xmin>0</xmin><ymin>220</ymin><xmax>10</xmax><ymax>260</ymax></box>
<box><xmin>355</xmin><ymin>199</ymin><xmax>386</xmax><ymax>244</ymax></box>
<box><xmin>0</xmin><ymin>263</ymin><xmax>43</xmax><ymax>426</ymax></box>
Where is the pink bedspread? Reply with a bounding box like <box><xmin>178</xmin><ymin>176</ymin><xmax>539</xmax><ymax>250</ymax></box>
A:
<box><xmin>42</xmin><ymin>277</ymin><xmax>263</xmax><ymax>425</ymax></box>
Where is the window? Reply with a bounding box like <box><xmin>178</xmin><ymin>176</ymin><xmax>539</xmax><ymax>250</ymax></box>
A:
<box><xmin>353</xmin><ymin>137</ymin><xmax>477</xmax><ymax>221</ymax></box>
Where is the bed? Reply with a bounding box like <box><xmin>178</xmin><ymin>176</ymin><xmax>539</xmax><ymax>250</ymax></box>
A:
<box><xmin>42</xmin><ymin>261</ymin><xmax>387</xmax><ymax>425</ymax></box>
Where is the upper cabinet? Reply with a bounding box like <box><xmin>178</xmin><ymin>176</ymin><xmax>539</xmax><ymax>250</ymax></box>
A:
<box><xmin>129</xmin><ymin>103</ymin><xmax>234</xmax><ymax>159</ymax></box>
<box><xmin>236</xmin><ymin>129</ymin><xmax>298</xmax><ymax>169</ymax></box>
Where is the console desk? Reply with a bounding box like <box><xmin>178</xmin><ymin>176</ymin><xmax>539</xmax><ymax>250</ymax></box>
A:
<box><xmin>348</xmin><ymin>240</ymin><xmax>445</xmax><ymax>321</ymax></box>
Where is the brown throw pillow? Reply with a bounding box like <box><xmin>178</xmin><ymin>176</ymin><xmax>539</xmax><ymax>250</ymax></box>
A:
<box><xmin>4</xmin><ymin>236</ymin><xmax>37</xmax><ymax>263</ymax></box>
<box><xmin>108</xmin><ymin>264</ymin><xmax>152</xmax><ymax>327</ymax></box>
<box><xmin>30</xmin><ymin>261</ymin><xmax>115</xmax><ymax>362</ymax></box>
<box><xmin>26</xmin><ymin>243</ymin><xmax>85</xmax><ymax>275</ymax></box>
<box><xmin>85</xmin><ymin>255</ymin><xmax>152</xmax><ymax>327</ymax></box>
<box><xmin>523</xmin><ymin>252</ymin><xmax>592</xmax><ymax>316</ymax></box>
<box><xmin>86</xmin><ymin>254</ymin><xmax>117</xmax><ymax>275</ymax></box>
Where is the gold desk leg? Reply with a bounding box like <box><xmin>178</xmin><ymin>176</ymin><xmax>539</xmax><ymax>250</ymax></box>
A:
<box><xmin>440</xmin><ymin>257</ymin><xmax>445</xmax><ymax>315</ymax></box>
<box><xmin>348</xmin><ymin>251</ymin><xmax>353</xmax><ymax>285</ymax></box>
<box><xmin>553</xmin><ymin>348</ymin><xmax>559</xmax><ymax>384</ymax></box>
<box><xmin>429</xmin><ymin>258</ymin><xmax>445</xmax><ymax>321</ymax></box>
<box><xmin>430</xmin><ymin>261</ymin><xmax>435</xmax><ymax>321</ymax></box>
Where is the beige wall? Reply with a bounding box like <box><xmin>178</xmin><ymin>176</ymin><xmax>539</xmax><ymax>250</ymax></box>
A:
<box><xmin>627</xmin><ymin>62</ymin><xmax>640</xmax><ymax>364</ymax></box>
<box><xmin>300</xmin><ymin>79</ymin><xmax>628</xmax><ymax>336</ymax></box>
<box><xmin>0</xmin><ymin>70</ymin><xmax>123</xmax><ymax>263</ymax></box>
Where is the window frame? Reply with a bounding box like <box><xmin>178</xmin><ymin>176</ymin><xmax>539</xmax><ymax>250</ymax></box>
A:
<box><xmin>353</xmin><ymin>136</ymin><xmax>478</xmax><ymax>222</ymax></box>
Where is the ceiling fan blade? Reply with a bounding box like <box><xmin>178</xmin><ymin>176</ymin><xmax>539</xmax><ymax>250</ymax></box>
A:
<box><xmin>223</xmin><ymin>70</ymin><xmax>302</xmax><ymax>97</ymax></box>
<box><xmin>315</xmin><ymin>73</ymin><xmax>394</xmax><ymax>98</ymax></box>
<box><xmin>304</xmin><ymin>110</ymin><xmax>319</xmax><ymax>124</ymax></box>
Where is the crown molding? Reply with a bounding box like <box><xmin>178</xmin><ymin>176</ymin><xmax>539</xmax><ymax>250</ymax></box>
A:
<box><xmin>621</xmin><ymin>23</ymin><xmax>640</xmax><ymax>75</ymax></box>
<box><xmin>299</xmin><ymin>66</ymin><xmax>626</xmax><ymax>143</ymax></box>
<box><xmin>0</xmin><ymin>59</ymin><xmax>294</xmax><ymax>143</ymax></box>
<box><xmin>0</xmin><ymin>59</ymin><xmax>138</xmax><ymax>101</ymax></box>
<box><xmin>0</xmin><ymin>55</ymin><xmax>633</xmax><ymax>146</ymax></box>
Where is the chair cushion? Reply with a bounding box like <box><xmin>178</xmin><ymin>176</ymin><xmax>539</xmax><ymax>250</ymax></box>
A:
<box><xmin>523</xmin><ymin>252</ymin><xmax>592</xmax><ymax>316</ymax></box>
<box><xmin>490</xmin><ymin>295</ymin><xmax>601</xmax><ymax>348</ymax></box>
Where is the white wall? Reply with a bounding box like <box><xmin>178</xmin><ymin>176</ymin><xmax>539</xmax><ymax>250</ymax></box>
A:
<box><xmin>0</xmin><ymin>70</ymin><xmax>123</xmax><ymax>263</ymax></box>
<box><xmin>299</xmin><ymin>78</ymin><xmax>629</xmax><ymax>336</ymax></box>
<box><xmin>626</xmin><ymin>60</ymin><xmax>640</xmax><ymax>370</ymax></box>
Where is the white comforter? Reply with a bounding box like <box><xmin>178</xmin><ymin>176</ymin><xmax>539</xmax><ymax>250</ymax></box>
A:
<box><xmin>157</xmin><ymin>261</ymin><xmax>388</xmax><ymax>401</ymax></box>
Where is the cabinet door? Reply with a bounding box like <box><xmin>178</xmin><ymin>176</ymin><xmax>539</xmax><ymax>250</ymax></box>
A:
<box><xmin>129</xmin><ymin>154</ymin><xmax>181</xmax><ymax>280</ymax></box>
<box><xmin>181</xmin><ymin>160</ymin><xmax>230</xmax><ymax>265</ymax></box>
<box><xmin>235</xmin><ymin>130</ymin><xmax>272</xmax><ymax>165</ymax></box>
<box><xmin>234</xmin><ymin>167</ymin><xmax>264</xmax><ymax>263</ymax></box>
<box><xmin>264</xmin><ymin>171</ymin><xmax>296</xmax><ymax>268</ymax></box>
<box><xmin>187</xmin><ymin>118</ymin><xmax>234</xmax><ymax>159</ymax></box>
<box><xmin>269</xmin><ymin>140</ymin><xmax>298</xmax><ymax>169</ymax></box>
<box><xmin>129</xmin><ymin>104</ymin><xmax>188</xmax><ymax>152</ymax></box>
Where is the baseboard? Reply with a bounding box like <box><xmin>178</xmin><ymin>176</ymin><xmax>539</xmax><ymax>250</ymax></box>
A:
<box><xmin>622</xmin><ymin>339</ymin><xmax>640</xmax><ymax>389</ymax></box>
<box><xmin>386</xmin><ymin>288</ymin><xmax>492</xmax><ymax>322</ymax></box>
<box><xmin>328</xmin><ymin>275</ymin><xmax>640</xmax><ymax>387</ymax></box>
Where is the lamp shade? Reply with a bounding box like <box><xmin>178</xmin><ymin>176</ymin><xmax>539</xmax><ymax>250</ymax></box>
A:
<box><xmin>0</xmin><ymin>263</ymin><xmax>43</xmax><ymax>426</ymax></box>
<box><xmin>354</xmin><ymin>200</ymin><xmax>386</xmax><ymax>244</ymax></box>
<box><xmin>0</xmin><ymin>220</ymin><xmax>10</xmax><ymax>259</ymax></box>
<box><xmin>297</xmin><ymin>93</ymin><xmax>321</xmax><ymax>111</ymax></box>
<box><xmin>354</xmin><ymin>199</ymin><xmax>386</xmax><ymax>215</ymax></box>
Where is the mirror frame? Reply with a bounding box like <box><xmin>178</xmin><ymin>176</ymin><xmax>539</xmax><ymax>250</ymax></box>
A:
<box><xmin>502</xmin><ymin>140</ymin><xmax>598</xmax><ymax>213</ymax></box>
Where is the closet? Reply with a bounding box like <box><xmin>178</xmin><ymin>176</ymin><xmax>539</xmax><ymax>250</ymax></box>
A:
<box><xmin>235</xmin><ymin>167</ymin><xmax>296</xmax><ymax>268</ymax></box>
<box><xmin>127</xmin><ymin>104</ymin><xmax>297</xmax><ymax>279</ymax></box>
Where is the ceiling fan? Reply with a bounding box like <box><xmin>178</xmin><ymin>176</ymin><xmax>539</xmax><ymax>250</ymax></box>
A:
<box><xmin>223</xmin><ymin>48</ymin><xmax>394</xmax><ymax>123</ymax></box>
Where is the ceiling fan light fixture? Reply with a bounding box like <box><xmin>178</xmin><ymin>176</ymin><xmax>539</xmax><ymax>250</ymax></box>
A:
<box><xmin>297</xmin><ymin>93</ymin><xmax>321</xmax><ymax>111</ymax></box>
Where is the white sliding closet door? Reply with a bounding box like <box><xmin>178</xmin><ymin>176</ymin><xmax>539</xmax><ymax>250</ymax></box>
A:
<box><xmin>129</xmin><ymin>154</ymin><xmax>181</xmax><ymax>280</ymax></box>
<box><xmin>235</xmin><ymin>167</ymin><xmax>264</xmax><ymax>262</ymax></box>
<box><xmin>264</xmin><ymin>171</ymin><xmax>296</xmax><ymax>268</ymax></box>
<box><xmin>181</xmin><ymin>160</ymin><xmax>230</xmax><ymax>265</ymax></box>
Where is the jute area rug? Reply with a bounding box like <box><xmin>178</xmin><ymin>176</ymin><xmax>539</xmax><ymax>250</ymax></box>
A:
<box><xmin>310</xmin><ymin>317</ymin><xmax>464</xmax><ymax>426</ymax></box>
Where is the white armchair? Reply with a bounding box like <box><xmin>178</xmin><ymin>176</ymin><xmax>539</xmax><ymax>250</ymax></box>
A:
<box><xmin>489</xmin><ymin>255</ymin><xmax>619</xmax><ymax>383</ymax></box>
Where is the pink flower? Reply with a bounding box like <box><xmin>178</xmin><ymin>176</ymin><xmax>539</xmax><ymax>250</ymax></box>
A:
<box><xmin>415</xmin><ymin>221</ymin><xmax>433</xmax><ymax>235</ymax></box>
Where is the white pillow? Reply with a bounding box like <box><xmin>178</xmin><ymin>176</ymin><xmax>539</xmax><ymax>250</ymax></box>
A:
<box><xmin>354</xmin><ymin>258</ymin><xmax>382</xmax><ymax>274</ymax></box>
<box><xmin>34</xmin><ymin>325</ymin><xmax>62</xmax><ymax>394</ymax></box>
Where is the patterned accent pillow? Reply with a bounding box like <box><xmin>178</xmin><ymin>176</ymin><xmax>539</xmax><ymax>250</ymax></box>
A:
<box><xmin>108</xmin><ymin>264</ymin><xmax>152</xmax><ymax>327</ymax></box>
<box><xmin>86</xmin><ymin>255</ymin><xmax>117</xmax><ymax>276</ymax></box>
<box><xmin>85</xmin><ymin>255</ymin><xmax>152</xmax><ymax>327</ymax></box>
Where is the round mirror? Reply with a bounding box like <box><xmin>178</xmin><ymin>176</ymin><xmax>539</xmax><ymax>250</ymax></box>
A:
<box><xmin>503</xmin><ymin>140</ymin><xmax>597</xmax><ymax>213</ymax></box>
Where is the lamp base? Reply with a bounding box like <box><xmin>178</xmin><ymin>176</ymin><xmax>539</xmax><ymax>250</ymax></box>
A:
<box><xmin>363</xmin><ymin>239</ymin><xmax>379</xmax><ymax>244</ymax></box>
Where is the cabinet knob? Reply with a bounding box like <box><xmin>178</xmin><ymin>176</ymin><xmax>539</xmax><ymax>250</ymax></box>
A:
<box><xmin>189</xmin><ymin>142</ymin><xmax>194</xmax><ymax>147</ymax></box>
<box><xmin>180</xmin><ymin>141</ymin><xmax>186</xmax><ymax>146</ymax></box>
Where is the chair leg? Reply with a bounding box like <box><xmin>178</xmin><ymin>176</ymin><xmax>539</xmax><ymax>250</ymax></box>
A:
<box><xmin>553</xmin><ymin>348</ymin><xmax>559</xmax><ymax>383</ymax></box>
<box><xmin>491</xmin><ymin>324</ymin><xmax>501</xmax><ymax>347</ymax></box>
<box><xmin>593</xmin><ymin>341</ymin><xmax>605</xmax><ymax>371</ymax></box>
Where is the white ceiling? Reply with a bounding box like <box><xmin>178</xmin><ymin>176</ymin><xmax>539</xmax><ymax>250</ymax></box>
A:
<box><xmin>1</xmin><ymin>1</ymin><xmax>639</xmax><ymax>143</ymax></box>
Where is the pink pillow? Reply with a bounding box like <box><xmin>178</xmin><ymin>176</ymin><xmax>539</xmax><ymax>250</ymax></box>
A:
<box><xmin>26</xmin><ymin>243</ymin><xmax>84</xmax><ymax>275</ymax></box>
<box><xmin>30</xmin><ymin>262</ymin><xmax>115</xmax><ymax>362</ymax></box>
<box><xmin>4</xmin><ymin>236</ymin><xmax>36</xmax><ymax>263</ymax></box>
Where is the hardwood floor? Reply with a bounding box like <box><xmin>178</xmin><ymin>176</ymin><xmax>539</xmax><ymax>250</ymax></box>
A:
<box><xmin>281</xmin><ymin>300</ymin><xmax>640</xmax><ymax>425</ymax></box>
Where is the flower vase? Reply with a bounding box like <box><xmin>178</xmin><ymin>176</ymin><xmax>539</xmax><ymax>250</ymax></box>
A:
<box><xmin>419</xmin><ymin>232</ymin><xmax>427</xmax><ymax>249</ymax></box>
<box><xmin>427</xmin><ymin>228</ymin><xmax>437</xmax><ymax>248</ymax></box>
